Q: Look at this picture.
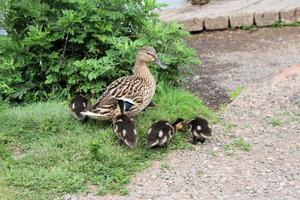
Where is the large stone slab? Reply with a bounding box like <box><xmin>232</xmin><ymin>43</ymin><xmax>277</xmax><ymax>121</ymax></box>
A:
<box><xmin>230</xmin><ymin>13</ymin><xmax>254</xmax><ymax>28</ymax></box>
<box><xmin>158</xmin><ymin>0</ymin><xmax>300</xmax><ymax>31</ymax></box>
<box><xmin>204</xmin><ymin>15</ymin><xmax>229</xmax><ymax>30</ymax></box>
<box><xmin>281</xmin><ymin>7</ymin><xmax>300</xmax><ymax>24</ymax></box>
<box><xmin>181</xmin><ymin>17</ymin><xmax>204</xmax><ymax>32</ymax></box>
<box><xmin>255</xmin><ymin>12</ymin><xmax>279</xmax><ymax>26</ymax></box>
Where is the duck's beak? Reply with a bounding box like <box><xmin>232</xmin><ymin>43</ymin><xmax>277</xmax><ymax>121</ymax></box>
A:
<box><xmin>155</xmin><ymin>57</ymin><xmax>168</xmax><ymax>69</ymax></box>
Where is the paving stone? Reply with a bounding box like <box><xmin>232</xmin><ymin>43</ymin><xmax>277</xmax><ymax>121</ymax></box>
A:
<box><xmin>159</xmin><ymin>0</ymin><xmax>300</xmax><ymax>31</ymax></box>
<box><xmin>181</xmin><ymin>17</ymin><xmax>204</xmax><ymax>32</ymax></box>
<box><xmin>230</xmin><ymin>13</ymin><xmax>254</xmax><ymax>28</ymax></box>
<box><xmin>255</xmin><ymin>11</ymin><xmax>279</xmax><ymax>26</ymax></box>
<box><xmin>205</xmin><ymin>16</ymin><xmax>229</xmax><ymax>30</ymax></box>
<box><xmin>280</xmin><ymin>7</ymin><xmax>300</xmax><ymax>24</ymax></box>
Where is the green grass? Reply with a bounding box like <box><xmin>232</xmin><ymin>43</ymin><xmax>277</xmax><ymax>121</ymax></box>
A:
<box><xmin>0</xmin><ymin>86</ymin><xmax>218</xmax><ymax>200</ymax></box>
<box><xmin>267</xmin><ymin>118</ymin><xmax>284</xmax><ymax>127</ymax></box>
<box><xmin>160</xmin><ymin>162</ymin><xmax>171</xmax><ymax>170</ymax></box>
<box><xmin>235</xmin><ymin>21</ymin><xmax>300</xmax><ymax>32</ymax></box>
<box><xmin>222</xmin><ymin>137</ymin><xmax>251</xmax><ymax>155</ymax></box>
<box><xmin>224</xmin><ymin>122</ymin><xmax>237</xmax><ymax>133</ymax></box>
<box><xmin>196</xmin><ymin>170</ymin><xmax>204</xmax><ymax>177</ymax></box>
<box><xmin>241</xmin><ymin>25</ymin><xmax>256</xmax><ymax>31</ymax></box>
<box><xmin>271</xmin><ymin>21</ymin><xmax>300</xmax><ymax>28</ymax></box>
<box><xmin>229</xmin><ymin>86</ymin><xmax>242</xmax><ymax>101</ymax></box>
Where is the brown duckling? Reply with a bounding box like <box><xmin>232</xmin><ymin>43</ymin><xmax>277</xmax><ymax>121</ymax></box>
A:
<box><xmin>147</xmin><ymin>118</ymin><xmax>184</xmax><ymax>148</ymax></box>
<box><xmin>113</xmin><ymin>100</ymin><xmax>137</xmax><ymax>148</ymax></box>
<box><xmin>187</xmin><ymin>117</ymin><xmax>212</xmax><ymax>145</ymax></box>
<box><xmin>70</xmin><ymin>94</ymin><xmax>91</xmax><ymax>121</ymax></box>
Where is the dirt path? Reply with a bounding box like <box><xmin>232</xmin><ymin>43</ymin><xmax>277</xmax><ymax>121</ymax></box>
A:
<box><xmin>78</xmin><ymin>27</ymin><xmax>300</xmax><ymax>200</ymax></box>
<box><xmin>185</xmin><ymin>26</ymin><xmax>300</xmax><ymax>109</ymax></box>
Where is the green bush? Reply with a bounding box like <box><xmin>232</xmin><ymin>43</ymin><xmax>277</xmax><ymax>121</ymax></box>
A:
<box><xmin>0</xmin><ymin>0</ymin><xmax>198</xmax><ymax>103</ymax></box>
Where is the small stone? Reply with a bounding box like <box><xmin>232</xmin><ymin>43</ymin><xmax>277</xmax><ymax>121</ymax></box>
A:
<box><xmin>265</xmin><ymin>143</ymin><xmax>273</xmax><ymax>147</ymax></box>
<box><xmin>194</xmin><ymin>75</ymin><xmax>200</xmax><ymax>80</ymax></box>
<box><xmin>250</xmin><ymin>193</ymin><xmax>257</xmax><ymax>197</ymax></box>
<box><xmin>64</xmin><ymin>194</ymin><xmax>71</xmax><ymax>200</ymax></box>
<box><xmin>280</xmin><ymin>182</ymin><xmax>286</xmax><ymax>187</ymax></box>
<box><xmin>289</xmin><ymin>181</ymin><xmax>295</xmax><ymax>186</ymax></box>
<box><xmin>64</xmin><ymin>194</ymin><xmax>77</xmax><ymax>200</ymax></box>
<box><xmin>266</xmin><ymin>169</ymin><xmax>272</xmax><ymax>173</ymax></box>
<box><xmin>220</xmin><ymin>177</ymin><xmax>227</xmax><ymax>183</ymax></box>
<box><xmin>71</xmin><ymin>195</ymin><xmax>77</xmax><ymax>200</ymax></box>
<box><xmin>257</xmin><ymin>189</ymin><xmax>263</xmax><ymax>194</ymax></box>
<box><xmin>234</xmin><ymin>192</ymin><xmax>242</xmax><ymax>197</ymax></box>
<box><xmin>137</xmin><ymin>182</ymin><xmax>143</xmax><ymax>186</ymax></box>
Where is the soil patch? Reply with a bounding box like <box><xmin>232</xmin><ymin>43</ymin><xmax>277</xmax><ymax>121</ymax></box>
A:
<box><xmin>185</xmin><ymin>27</ymin><xmax>300</xmax><ymax>109</ymax></box>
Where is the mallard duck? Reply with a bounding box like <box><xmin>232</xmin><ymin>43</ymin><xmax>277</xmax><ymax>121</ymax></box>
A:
<box><xmin>113</xmin><ymin>100</ymin><xmax>137</xmax><ymax>148</ymax></box>
<box><xmin>81</xmin><ymin>46</ymin><xmax>167</xmax><ymax>121</ymax></box>
<box><xmin>70</xmin><ymin>94</ymin><xmax>91</xmax><ymax>121</ymax></box>
<box><xmin>147</xmin><ymin>118</ymin><xmax>184</xmax><ymax>148</ymax></box>
<box><xmin>187</xmin><ymin>117</ymin><xmax>212</xmax><ymax>144</ymax></box>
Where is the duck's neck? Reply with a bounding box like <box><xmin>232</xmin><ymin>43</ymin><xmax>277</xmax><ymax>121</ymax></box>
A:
<box><xmin>134</xmin><ymin>59</ymin><xmax>153</xmax><ymax>79</ymax></box>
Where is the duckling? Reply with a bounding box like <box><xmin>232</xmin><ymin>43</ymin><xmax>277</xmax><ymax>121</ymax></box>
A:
<box><xmin>147</xmin><ymin>118</ymin><xmax>184</xmax><ymax>148</ymax></box>
<box><xmin>113</xmin><ymin>100</ymin><xmax>137</xmax><ymax>148</ymax></box>
<box><xmin>70</xmin><ymin>94</ymin><xmax>91</xmax><ymax>121</ymax></box>
<box><xmin>187</xmin><ymin>117</ymin><xmax>212</xmax><ymax>145</ymax></box>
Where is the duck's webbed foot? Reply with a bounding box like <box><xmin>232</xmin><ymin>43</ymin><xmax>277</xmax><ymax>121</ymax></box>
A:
<box><xmin>188</xmin><ymin>136</ymin><xmax>198</xmax><ymax>145</ymax></box>
<box><xmin>146</xmin><ymin>101</ymin><xmax>156</xmax><ymax>109</ymax></box>
<box><xmin>199</xmin><ymin>137</ymin><xmax>206</xmax><ymax>144</ymax></box>
<box><xmin>118</xmin><ymin>139</ymin><xmax>124</xmax><ymax>146</ymax></box>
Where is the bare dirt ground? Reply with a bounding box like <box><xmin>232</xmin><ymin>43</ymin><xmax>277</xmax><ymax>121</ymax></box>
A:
<box><xmin>185</xmin><ymin>26</ymin><xmax>300</xmax><ymax>109</ymax></box>
<box><xmin>78</xmin><ymin>27</ymin><xmax>300</xmax><ymax>200</ymax></box>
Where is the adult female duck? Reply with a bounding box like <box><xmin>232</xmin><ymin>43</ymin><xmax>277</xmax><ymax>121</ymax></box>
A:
<box><xmin>80</xmin><ymin>46</ymin><xmax>167</xmax><ymax>120</ymax></box>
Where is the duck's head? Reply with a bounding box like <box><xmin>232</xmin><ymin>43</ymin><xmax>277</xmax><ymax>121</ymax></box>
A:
<box><xmin>137</xmin><ymin>46</ymin><xmax>167</xmax><ymax>69</ymax></box>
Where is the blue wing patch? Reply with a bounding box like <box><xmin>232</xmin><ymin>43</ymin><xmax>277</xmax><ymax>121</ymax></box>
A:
<box><xmin>124</xmin><ymin>101</ymin><xmax>134</xmax><ymax>111</ymax></box>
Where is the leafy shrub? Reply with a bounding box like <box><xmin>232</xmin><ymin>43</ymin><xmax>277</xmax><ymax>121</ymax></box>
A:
<box><xmin>0</xmin><ymin>0</ymin><xmax>198</xmax><ymax>103</ymax></box>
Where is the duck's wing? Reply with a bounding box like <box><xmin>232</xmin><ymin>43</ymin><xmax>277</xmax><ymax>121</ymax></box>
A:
<box><xmin>95</xmin><ymin>76</ymin><xmax>147</xmax><ymax>110</ymax></box>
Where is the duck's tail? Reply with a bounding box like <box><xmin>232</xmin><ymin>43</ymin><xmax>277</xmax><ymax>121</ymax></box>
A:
<box><xmin>80</xmin><ymin>111</ymin><xmax>101</xmax><ymax>117</ymax></box>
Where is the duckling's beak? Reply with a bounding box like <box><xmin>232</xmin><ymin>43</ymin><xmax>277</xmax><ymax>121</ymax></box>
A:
<box><xmin>175</xmin><ymin>122</ymin><xmax>184</xmax><ymax>131</ymax></box>
<box><xmin>155</xmin><ymin>57</ymin><xmax>167</xmax><ymax>69</ymax></box>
